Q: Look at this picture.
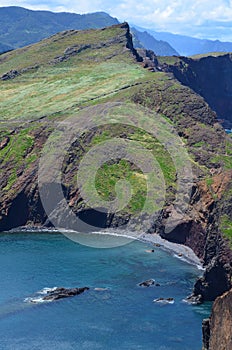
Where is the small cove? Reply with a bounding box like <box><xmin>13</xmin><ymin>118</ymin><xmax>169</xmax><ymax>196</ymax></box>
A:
<box><xmin>0</xmin><ymin>232</ymin><xmax>211</xmax><ymax>350</ymax></box>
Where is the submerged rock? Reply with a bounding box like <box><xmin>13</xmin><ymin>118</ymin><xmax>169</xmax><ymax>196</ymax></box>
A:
<box><xmin>94</xmin><ymin>287</ymin><xmax>109</xmax><ymax>291</ymax></box>
<box><xmin>138</xmin><ymin>279</ymin><xmax>155</xmax><ymax>287</ymax></box>
<box><xmin>153</xmin><ymin>298</ymin><xmax>174</xmax><ymax>304</ymax></box>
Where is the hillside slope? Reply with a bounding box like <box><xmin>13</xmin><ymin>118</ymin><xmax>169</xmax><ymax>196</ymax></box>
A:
<box><xmin>0</xmin><ymin>23</ymin><xmax>231</xmax><ymax>316</ymax></box>
<box><xmin>0</xmin><ymin>6</ymin><xmax>118</xmax><ymax>52</ymax></box>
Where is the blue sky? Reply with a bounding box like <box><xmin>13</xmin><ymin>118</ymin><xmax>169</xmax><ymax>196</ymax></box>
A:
<box><xmin>1</xmin><ymin>0</ymin><xmax>232</xmax><ymax>41</ymax></box>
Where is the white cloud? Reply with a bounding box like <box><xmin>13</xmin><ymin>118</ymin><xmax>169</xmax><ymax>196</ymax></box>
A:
<box><xmin>0</xmin><ymin>0</ymin><xmax>232</xmax><ymax>40</ymax></box>
<box><xmin>0</xmin><ymin>1</ymin><xmax>113</xmax><ymax>13</ymax></box>
<box><xmin>112</xmin><ymin>0</ymin><xmax>232</xmax><ymax>26</ymax></box>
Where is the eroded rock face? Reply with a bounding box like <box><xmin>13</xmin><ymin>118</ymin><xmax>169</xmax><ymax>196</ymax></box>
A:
<box><xmin>157</xmin><ymin>172</ymin><xmax>232</xmax><ymax>303</ymax></box>
<box><xmin>193</xmin><ymin>260</ymin><xmax>231</xmax><ymax>301</ymax></box>
<box><xmin>202</xmin><ymin>319</ymin><xmax>210</xmax><ymax>350</ymax></box>
<box><xmin>202</xmin><ymin>289</ymin><xmax>232</xmax><ymax>350</ymax></box>
<box><xmin>166</xmin><ymin>54</ymin><xmax>232</xmax><ymax>128</ymax></box>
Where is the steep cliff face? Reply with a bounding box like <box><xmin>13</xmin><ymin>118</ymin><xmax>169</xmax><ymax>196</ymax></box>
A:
<box><xmin>203</xmin><ymin>288</ymin><xmax>232</xmax><ymax>350</ymax></box>
<box><xmin>162</xmin><ymin>54</ymin><xmax>232</xmax><ymax>128</ymax></box>
<box><xmin>131</xmin><ymin>79</ymin><xmax>232</xmax><ymax>301</ymax></box>
<box><xmin>161</xmin><ymin>173</ymin><xmax>232</xmax><ymax>301</ymax></box>
<box><xmin>190</xmin><ymin>173</ymin><xmax>232</xmax><ymax>301</ymax></box>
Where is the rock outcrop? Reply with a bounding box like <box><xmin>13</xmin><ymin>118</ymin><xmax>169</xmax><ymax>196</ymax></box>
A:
<box><xmin>202</xmin><ymin>288</ymin><xmax>232</xmax><ymax>350</ymax></box>
<box><xmin>138</xmin><ymin>279</ymin><xmax>155</xmax><ymax>287</ymax></box>
<box><xmin>42</xmin><ymin>287</ymin><xmax>89</xmax><ymax>301</ymax></box>
<box><xmin>164</xmin><ymin>173</ymin><xmax>232</xmax><ymax>303</ymax></box>
<box><xmin>161</xmin><ymin>54</ymin><xmax>232</xmax><ymax>128</ymax></box>
<box><xmin>25</xmin><ymin>286</ymin><xmax>90</xmax><ymax>304</ymax></box>
<box><xmin>1</xmin><ymin>69</ymin><xmax>20</xmax><ymax>80</ymax></box>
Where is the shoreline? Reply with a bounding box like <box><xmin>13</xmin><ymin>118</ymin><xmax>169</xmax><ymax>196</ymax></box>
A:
<box><xmin>4</xmin><ymin>226</ymin><xmax>203</xmax><ymax>269</ymax></box>
<box><xmin>140</xmin><ymin>233</ymin><xmax>203</xmax><ymax>269</ymax></box>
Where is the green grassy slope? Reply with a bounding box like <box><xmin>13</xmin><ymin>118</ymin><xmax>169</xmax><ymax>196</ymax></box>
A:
<box><xmin>0</xmin><ymin>24</ymin><xmax>145</xmax><ymax>122</ymax></box>
<box><xmin>0</xmin><ymin>23</ymin><xmax>160</xmax><ymax>218</ymax></box>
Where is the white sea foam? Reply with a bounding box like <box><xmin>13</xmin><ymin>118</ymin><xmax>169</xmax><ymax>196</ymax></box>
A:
<box><xmin>173</xmin><ymin>254</ymin><xmax>204</xmax><ymax>271</ymax></box>
<box><xmin>24</xmin><ymin>286</ymin><xmax>59</xmax><ymax>303</ymax></box>
<box><xmin>94</xmin><ymin>287</ymin><xmax>109</xmax><ymax>291</ymax></box>
<box><xmin>153</xmin><ymin>298</ymin><xmax>175</xmax><ymax>305</ymax></box>
<box><xmin>37</xmin><ymin>287</ymin><xmax>58</xmax><ymax>295</ymax></box>
<box><xmin>90</xmin><ymin>230</ymin><xmax>203</xmax><ymax>269</ymax></box>
<box><xmin>24</xmin><ymin>296</ymin><xmax>51</xmax><ymax>304</ymax></box>
<box><xmin>9</xmin><ymin>226</ymin><xmax>60</xmax><ymax>233</ymax></box>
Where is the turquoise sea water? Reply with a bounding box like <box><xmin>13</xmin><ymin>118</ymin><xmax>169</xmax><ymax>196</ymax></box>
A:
<box><xmin>0</xmin><ymin>232</ymin><xmax>211</xmax><ymax>350</ymax></box>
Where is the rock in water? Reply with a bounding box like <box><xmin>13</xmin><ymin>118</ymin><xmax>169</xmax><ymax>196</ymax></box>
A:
<box><xmin>138</xmin><ymin>279</ymin><xmax>155</xmax><ymax>287</ymax></box>
<box><xmin>185</xmin><ymin>294</ymin><xmax>203</xmax><ymax>305</ymax></box>
<box><xmin>42</xmin><ymin>287</ymin><xmax>89</xmax><ymax>301</ymax></box>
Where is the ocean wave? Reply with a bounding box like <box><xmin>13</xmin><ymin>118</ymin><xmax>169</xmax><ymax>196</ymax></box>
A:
<box><xmin>24</xmin><ymin>286</ymin><xmax>59</xmax><ymax>304</ymax></box>
<box><xmin>24</xmin><ymin>296</ymin><xmax>52</xmax><ymax>304</ymax></box>
<box><xmin>173</xmin><ymin>254</ymin><xmax>204</xmax><ymax>270</ymax></box>
<box><xmin>153</xmin><ymin>298</ymin><xmax>175</xmax><ymax>305</ymax></box>
<box><xmin>37</xmin><ymin>287</ymin><xmax>58</xmax><ymax>295</ymax></box>
<box><xmin>9</xmin><ymin>226</ymin><xmax>60</xmax><ymax>233</ymax></box>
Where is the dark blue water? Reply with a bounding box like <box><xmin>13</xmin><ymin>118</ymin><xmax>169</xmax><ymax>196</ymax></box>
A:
<box><xmin>0</xmin><ymin>232</ymin><xmax>211</xmax><ymax>350</ymax></box>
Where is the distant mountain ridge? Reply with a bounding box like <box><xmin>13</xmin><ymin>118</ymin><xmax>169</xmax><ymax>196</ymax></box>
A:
<box><xmin>2</xmin><ymin>6</ymin><xmax>232</xmax><ymax>57</ymax></box>
<box><xmin>0</xmin><ymin>6</ymin><xmax>178</xmax><ymax>57</ymax></box>
<box><xmin>0</xmin><ymin>6</ymin><xmax>119</xmax><ymax>52</ymax></box>
<box><xmin>132</xmin><ymin>28</ymin><xmax>179</xmax><ymax>56</ymax></box>
<box><xmin>133</xmin><ymin>25</ymin><xmax>232</xmax><ymax>56</ymax></box>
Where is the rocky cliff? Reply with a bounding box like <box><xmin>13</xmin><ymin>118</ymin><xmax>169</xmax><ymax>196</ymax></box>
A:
<box><xmin>203</xmin><ymin>288</ymin><xmax>232</xmax><ymax>350</ymax></box>
<box><xmin>130</xmin><ymin>74</ymin><xmax>232</xmax><ymax>303</ymax></box>
<box><xmin>159</xmin><ymin>54</ymin><xmax>232</xmax><ymax>128</ymax></box>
